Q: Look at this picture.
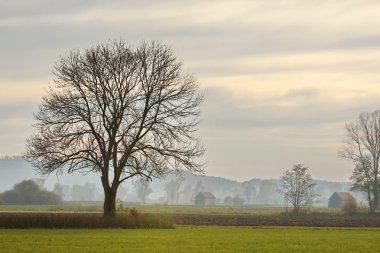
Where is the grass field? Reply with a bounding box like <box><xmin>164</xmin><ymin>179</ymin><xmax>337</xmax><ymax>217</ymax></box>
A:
<box><xmin>0</xmin><ymin>226</ymin><xmax>379</xmax><ymax>253</ymax></box>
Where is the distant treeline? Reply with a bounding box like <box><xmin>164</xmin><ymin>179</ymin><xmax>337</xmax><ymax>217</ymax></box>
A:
<box><xmin>0</xmin><ymin>180</ymin><xmax>62</xmax><ymax>205</ymax></box>
<box><xmin>0</xmin><ymin>157</ymin><xmax>358</xmax><ymax>205</ymax></box>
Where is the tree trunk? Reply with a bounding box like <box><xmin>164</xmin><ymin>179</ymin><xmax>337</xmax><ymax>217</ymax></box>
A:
<box><xmin>101</xmin><ymin>172</ymin><xmax>119</xmax><ymax>218</ymax></box>
<box><xmin>103</xmin><ymin>188</ymin><xmax>117</xmax><ymax>217</ymax></box>
<box><xmin>367</xmin><ymin>185</ymin><xmax>374</xmax><ymax>213</ymax></box>
<box><xmin>374</xmin><ymin>179</ymin><xmax>379</xmax><ymax>209</ymax></box>
<box><xmin>293</xmin><ymin>205</ymin><xmax>300</xmax><ymax>214</ymax></box>
<box><xmin>103</xmin><ymin>190</ymin><xmax>117</xmax><ymax>217</ymax></box>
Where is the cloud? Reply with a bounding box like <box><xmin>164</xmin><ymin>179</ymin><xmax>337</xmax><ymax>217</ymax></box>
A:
<box><xmin>201</xmin><ymin>85</ymin><xmax>380</xmax><ymax>130</ymax></box>
<box><xmin>2</xmin><ymin>0</ymin><xmax>380</xmax><ymax>81</ymax></box>
<box><xmin>1</xmin><ymin>0</ymin><xmax>380</xmax><ymax>180</ymax></box>
<box><xmin>0</xmin><ymin>79</ymin><xmax>48</xmax><ymax>102</ymax></box>
<box><xmin>199</xmin><ymin>85</ymin><xmax>378</xmax><ymax>180</ymax></box>
<box><xmin>0</xmin><ymin>101</ymin><xmax>37</xmax><ymax>156</ymax></box>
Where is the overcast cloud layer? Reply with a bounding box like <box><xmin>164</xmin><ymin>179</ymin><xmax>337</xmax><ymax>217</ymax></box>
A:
<box><xmin>1</xmin><ymin>0</ymin><xmax>380</xmax><ymax>181</ymax></box>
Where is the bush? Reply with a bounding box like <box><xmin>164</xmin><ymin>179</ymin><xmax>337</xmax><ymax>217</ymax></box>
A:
<box><xmin>129</xmin><ymin>208</ymin><xmax>139</xmax><ymax>217</ymax></box>
<box><xmin>342</xmin><ymin>198</ymin><xmax>358</xmax><ymax>213</ymax></box>
<box><xmin>0</xmin><ymin>180</ymin><xmax>62</xmax><ymax>205</ymax></box>
<box><xmin>116</xmin><ymin>200</ymin><xmax>139</xmax><ymax>218</ymax></box>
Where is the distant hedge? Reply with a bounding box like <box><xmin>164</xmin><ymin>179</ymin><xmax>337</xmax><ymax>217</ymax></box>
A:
<box><xmin>0</xmin><ymin>212</ymin><xmax>173</xmax><ymax>228</ymax></box>
<box><xmin>0</xmin><ymin>180</ymin><xmax>62</xmax><ymax>205</ymax></box>
<box><xmin>170</xmin><ymin>213</ymin><xmax>380</xmax><ymax>227</ymax></box>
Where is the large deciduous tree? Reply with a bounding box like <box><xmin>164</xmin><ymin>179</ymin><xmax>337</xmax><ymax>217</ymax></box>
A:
<box><xmin>340</xmin><ymin>110</ymin><xmax>380</xmax><ymax>212</ymax></box>
<box><xmin>25</xmin><ymin>40</ymin><xmax>204</xmax><ymax>217</ymax></box>
<box><xmin>279</xmin><ymin>164</ymin><xmax>316</xmax><ymax>214</ymax></box>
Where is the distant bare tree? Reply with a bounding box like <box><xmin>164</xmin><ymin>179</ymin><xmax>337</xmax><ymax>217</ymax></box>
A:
<box><xmin>180</xmin><ymin>183</ymin><xmax>194</xmax><ymax>203</ymax></box>
<box><xmin>193</xmin><ymin>181</ymin><xmax>206</xmax><ymax>196</ymax></box>
<box><xmin>116</xmin><ymin>185</ymin><xmax>128</xmax><ymax>201</ymax></box>
<box><xmin>257</xmin><ymin>180</ymin><xmax>277</xmax><ymax>204</ymax></box>
<box><xmin>25</xmin><ymin>40</ymin><xmax>204</xmax><ymax>217</ymax></box>
<box><xmin>71</xmin><ymin>184</ymin><xmax>87</xmax><ymax>201</ymax></box>
<box><xmin>134</xmin><ymin>178</ymin><xmax>152</xmax><ymax>203</ymax></box>
<box><xmin>241</xmin><ymin>181</ymin><xmax>256</xmax><ymax>204</ymax></box>
<box><xmin>53</xmin><ymin>183</ymin><xmax>64</xmax><ymax>198</ymax></box>
<box><xmin>31</xmin><ymin>178</ymin><xmax>46</xmax><ymax>190</ymax></box>
<box><xmin>339</xmin><ymin>110</ymin><xmax>380</xmax><ymax>212</ymax></box>
<box><xmin>279</xmin><ymin>164</ymin><xmax>316</xmax><ymax>214</ymax></box>
<box><xmin>165</xmin><ymin>178</ymin><xmax>183</xmax><ymax>204</ymax></box>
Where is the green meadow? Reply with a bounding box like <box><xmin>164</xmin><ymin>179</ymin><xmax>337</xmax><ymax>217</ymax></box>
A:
<box><xmin>1</xmin><ymin>226</ymin><xmax>379</xmax><ymax>253</ymax></box>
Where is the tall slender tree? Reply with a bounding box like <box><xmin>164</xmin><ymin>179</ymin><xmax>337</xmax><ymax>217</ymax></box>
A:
<box><xmin>279</xmin><ymin>164</ymin><xmax>316</xmax><ymax>214</ymax></box>
<box><xmin>340</xmin><ymin>110</ymin><xmax>380</xmax><ymax>212</ymax></box>
<box><xmin>26</xmin><ymin>40</ymin><xmax>204</xmax><ymax>217</ymax></box>
<box><xmin>165</xmin><ymin>178</ymin><xmax>183</xmax><ymax>204</ymax></box>
<box><xmin>350</xmin><ymin>156</ymin><xmax>374</xmax><ymax>212</ymax></box>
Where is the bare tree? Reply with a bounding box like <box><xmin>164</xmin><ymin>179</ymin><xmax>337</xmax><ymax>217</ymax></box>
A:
<box><xmin>241</xmin><ymin>181</ymin><xmax>256</xmax><ymax>204</ymax></box>
<box><xmin>279</xmin><ymin>164</ymin><xmax>316</xmax><ymax>214</ymax></box>
<box><xmin>53</xmin><ymin>183</ymin><xmax>64</xmax><ymax>199</ymax></box>
<box><xmin>350</xmin><ymin>156</ymin><xmax>374</xmax><ymax>212</ymax></box>
<box><xmin>25</xmin><ymin>40</ymin><xmax>204</xmax><ymax>217</ymax></box>
<box><xmin>134</xmin><ymin>178</ymin><xmax>152</xmax><ymax>203</ymax></box>
<box><xmin>193</xmin><ymin>181</ymin><xmax>206</xmax><ymax>196</ymax></box>
<box><xmin>165</xmin><ymin>178</ymin><xmax>183</xmax><ymax>204</ymax></box>
<box><xmin>257</xmin><ymin>180</ymin><xmax>277</xmax><ymax>204</ymax></box>
<box><xmin>339</xmin><ymin>110</ymin><xmax>380</xmax><ymax>212</ymax></box>
<box><xmin>180</xmin><ymin>183</ymin><xmax>194</xmax><ymax>203</ymax></box>
<box><xmin>71</xmin><ymin>182</ymin><xmax>99</xmax><ymax>201</ymax></box>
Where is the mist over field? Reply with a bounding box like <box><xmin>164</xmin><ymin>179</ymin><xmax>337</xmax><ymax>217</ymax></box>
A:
<box><xmin>0</xmin><ymin>156</ymin><xmax>359</xmax><ymax>205</ymax></box>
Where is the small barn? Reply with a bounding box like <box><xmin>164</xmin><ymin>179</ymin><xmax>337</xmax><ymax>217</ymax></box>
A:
<box><xmin>194</xmin><ymin>192</ymin><xmax>216</xmax><ymax>206</ymax></box>
<box><xmin>328</xmin><ymin>192</ymin><xmax>355</xmax><ymax>208</ymax></box>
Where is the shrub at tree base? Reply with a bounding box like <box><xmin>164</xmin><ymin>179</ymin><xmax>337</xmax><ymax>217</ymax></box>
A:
<box><xmin>0</xmin><ymin>212</ymin><xmax>173</xmax><ymax>229</ymax></box>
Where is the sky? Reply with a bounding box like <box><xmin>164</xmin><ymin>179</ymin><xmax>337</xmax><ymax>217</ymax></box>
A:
<box><xmin>1</xmin><ymin>0</ymin><xmax>380</xmax><ymax>181</ymax></box>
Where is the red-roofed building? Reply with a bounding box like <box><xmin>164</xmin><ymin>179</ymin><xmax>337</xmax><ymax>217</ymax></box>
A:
<box><xmin>194</xmin><ymin>192</ymin><xmax>216</xmax><ymax>205</ymax></box>
<box><xmin>328</xmin><ymin>192</ymin><xmax>355</xmax><ymax>208</ymax></box>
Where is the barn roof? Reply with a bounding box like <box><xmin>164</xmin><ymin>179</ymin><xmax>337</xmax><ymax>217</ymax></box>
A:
<box><xmin>334</xmin><ymin>192</ymin><xmax>354</xmax><ymax>200</ymax></box>
<box><xmin>195</xmin><ymin>192</ymin><xmax>216</xmax><ymax>199</ymax></box>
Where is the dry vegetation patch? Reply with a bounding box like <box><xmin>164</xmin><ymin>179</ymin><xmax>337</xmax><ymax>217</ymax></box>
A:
<box><xmin>0</xmin><ymin>212</ymin><xmax>172</xmax><ymax>229</ymax></box>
